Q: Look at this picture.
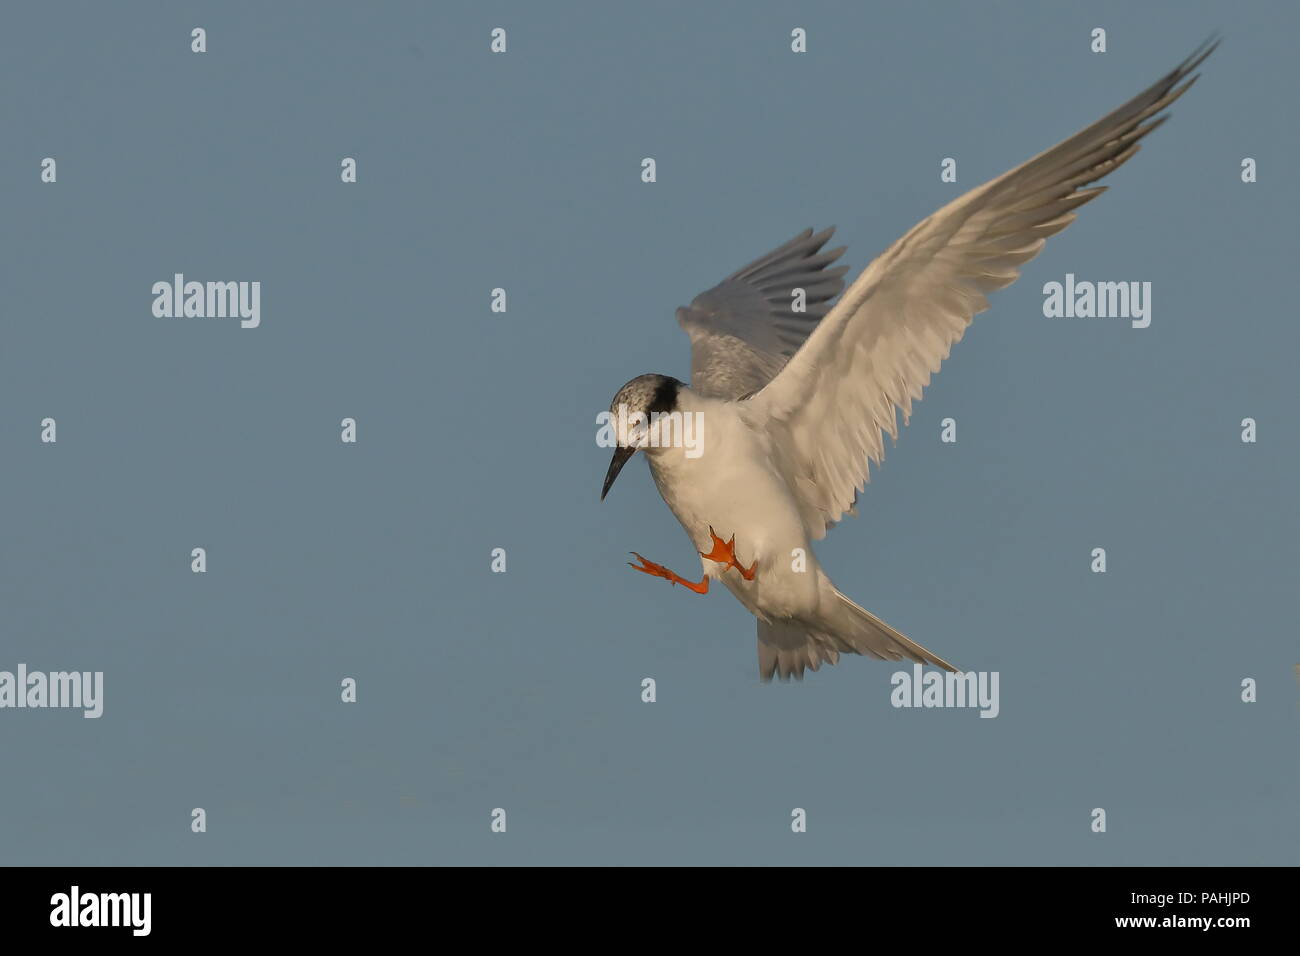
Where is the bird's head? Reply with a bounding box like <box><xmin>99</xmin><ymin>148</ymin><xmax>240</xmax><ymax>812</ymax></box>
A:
<box><xmin>600</xmin><ymin>373</ymin><xmax>682</xmax><ymax>500</ymax></box>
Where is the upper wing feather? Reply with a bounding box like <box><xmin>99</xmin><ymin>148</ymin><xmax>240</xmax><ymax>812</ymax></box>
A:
<box><xmin>678</xmin><ymin>227</ymin><xmax>849</xmax><ymax>400</ymax></box>
<box><xmin>747</xmin><ymin>39</ymin><xmax>1217</xmax><ymax>539</ymax></box>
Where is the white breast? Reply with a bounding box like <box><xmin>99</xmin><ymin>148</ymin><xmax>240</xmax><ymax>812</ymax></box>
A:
<box><xmin>645</xmin><ymin>395</ymin><xmax>825</xmax><ymax>620</ymax></box>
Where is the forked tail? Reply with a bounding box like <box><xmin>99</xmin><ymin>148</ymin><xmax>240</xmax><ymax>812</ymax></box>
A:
<box><xmin>756</xmin><ymin>588</ymin><xmax>957</xmax><ymax>681</ymax></box>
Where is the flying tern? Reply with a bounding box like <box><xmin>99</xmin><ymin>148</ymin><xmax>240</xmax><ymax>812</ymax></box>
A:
<box><xmin>600</xmin><ymin>40</ymin><xmax>1216</xmax><ymax>680</ymax></box>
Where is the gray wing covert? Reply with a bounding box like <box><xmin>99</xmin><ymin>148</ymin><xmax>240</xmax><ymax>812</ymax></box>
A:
<box><xmin>676</xmin><ymin>227</ymin><xmax>848</xmax><ymax>400</ymax></box>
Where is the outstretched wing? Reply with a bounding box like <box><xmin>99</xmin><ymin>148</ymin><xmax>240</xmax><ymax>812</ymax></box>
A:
<box><xmin>677</xmin><ymin>227</ymin><xmax>849</xmax><ymax>400</ymax></box>
<box><xmin>748</xmin><ymin>39</ymin><xmax>1217</xmax><ymax>540</ymax></box>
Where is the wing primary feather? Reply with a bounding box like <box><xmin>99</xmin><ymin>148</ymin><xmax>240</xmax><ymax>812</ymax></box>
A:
<box><xmin>744</xmin><ymin>40</ymin><xmax>1215</xmax><ymax>539</ymax></box>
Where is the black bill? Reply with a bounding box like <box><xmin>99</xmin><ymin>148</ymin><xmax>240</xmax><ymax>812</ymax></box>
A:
<box><xmin>601</xmin><ymin>446</ymin><xmax>636</xmax><ymax>500</ymax></box>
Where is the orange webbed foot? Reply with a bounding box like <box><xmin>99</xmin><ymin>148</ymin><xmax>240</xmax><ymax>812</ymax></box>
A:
<box><xmin>628</xmin><ymin>552</ymin><xmax>709</xmax><ymax>594</ymax></box>
<box><xmin>699</xmin><ymin>526</ymin><xmax>757</xmax><ymax>581</ymax></box>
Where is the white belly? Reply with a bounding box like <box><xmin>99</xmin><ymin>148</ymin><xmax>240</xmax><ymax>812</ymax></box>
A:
<box><xmin>645</xmin><ymin>410</ymin><xmax>825</xmax><ymax>621</ymax></box>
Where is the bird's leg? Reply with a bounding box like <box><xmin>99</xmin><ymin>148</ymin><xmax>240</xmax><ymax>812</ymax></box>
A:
<box><xmin>699</xmin><ymin>526</ymin><xmax>757</xmax><ymax>581</ymax></box>
<box><xmin>628</xmin><ymin>552</ymin><xmax>709</xmax><ymax>594</ymax></box>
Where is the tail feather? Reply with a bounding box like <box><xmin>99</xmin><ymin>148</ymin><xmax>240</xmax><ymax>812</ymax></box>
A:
<box><xmin>756</xmin><ymin>620</ymin><xmax>841</xmax><ymax>681</ymax></box>
<box><xmin>756</xmin><ymin>588</ymin><xmax>957</xmax><ymax>681</ymax></box>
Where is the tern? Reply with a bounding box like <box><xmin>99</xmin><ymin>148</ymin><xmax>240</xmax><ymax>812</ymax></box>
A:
<box><xmin>600</xmin><ymin>40</ymin><xmax>1216</xmax><ymax>681</ymax></box>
